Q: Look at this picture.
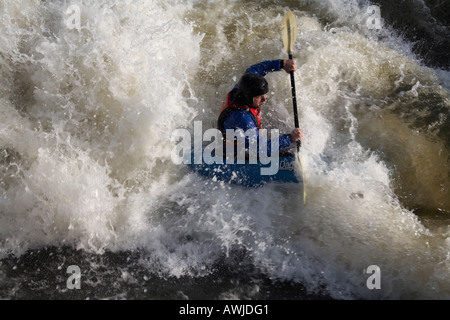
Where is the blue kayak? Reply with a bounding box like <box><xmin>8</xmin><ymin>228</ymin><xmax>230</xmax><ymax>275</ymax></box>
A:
<box><xmin>188</xmin><ymin>155</ymin><xmax>302</xmax><ymax>187</ymax></box>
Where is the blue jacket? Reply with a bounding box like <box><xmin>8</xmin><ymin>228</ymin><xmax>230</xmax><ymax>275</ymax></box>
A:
<box><xmin>220</xmin><ymin>60</ymin><xmax>293</xmax><ymax>156</ymax></box>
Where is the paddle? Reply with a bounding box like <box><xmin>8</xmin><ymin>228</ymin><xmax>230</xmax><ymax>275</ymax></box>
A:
<box><xmin>281</xmin><ymin>11</ymin><xmax>306</xmax><ymax>204</ymax></box>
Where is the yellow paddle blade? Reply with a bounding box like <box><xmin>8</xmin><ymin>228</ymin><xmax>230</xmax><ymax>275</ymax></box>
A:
<box><xmin>297</xmin><ymin>153</ymin><xmax>306</xmax><ymax>205</ymax></box>
<box><xmin>281</xmin><ymin>11</ymin><xmax>298</xmax><ymax>55</ymax></box>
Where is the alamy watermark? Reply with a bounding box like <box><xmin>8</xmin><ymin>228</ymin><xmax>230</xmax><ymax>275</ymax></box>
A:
<box><xmin>63</xmin><ymin>3</ymin><xmax>383</xmax><ymax>32</ymax></box>
<box><xmin>65</xmin><ymin>5</ymin><xmax>81</xmax><ymax>30</ymax></box>
<box><xmin>365</xmin><ymin>265</ymin><xmax>381</xmax><ymax>290</ymax></box>
<box><xmin>366</xmin><ymin>5</ymin><xmax>382</xmax><ymax>30</ymax></box>
<box><xmin>171</xmin><ymin>121</ymin><xmax>281</xmax><ymax>176</ymax></box>
<box><xmin>66</xmin><ymin>265</ymin><xmax>81</xmax><ymax>290</ymax></box>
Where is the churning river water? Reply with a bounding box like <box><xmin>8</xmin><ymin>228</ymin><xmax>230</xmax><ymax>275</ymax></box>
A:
<box><xmin>0</xmin><ymin>0</ymin><xmax>449</xmax><ymax>300</ymax></box>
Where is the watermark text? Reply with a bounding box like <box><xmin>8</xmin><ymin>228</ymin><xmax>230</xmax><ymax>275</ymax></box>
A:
<box><xmin>365</xmin><ymin>265</ymin><xmax>381</xmax><ymax>290</ymax></box>
<box><xmin>171</xmin><ymin>121</ymin><xmax>281</xmax><ymax>175</ymax></box>
<box><xmin>66</xmin><ymin>265</ymin><xmax>81</xmax><ymax>290</ymax></box>
<box><xmin>366</xmin><ymin>5</ymin><xmax>382</xmax><ymax>30</ymax></box>
<box><xmin>65</xmin><ymin>5</ymin><xmax>81</xmax><ymax>30</ymax></box>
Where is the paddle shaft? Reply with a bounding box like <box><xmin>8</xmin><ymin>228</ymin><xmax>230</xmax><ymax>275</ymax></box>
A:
<box><xmin>282</xmin><ymin>11</ymin><xmax>306</xmax><ymax>204</ymax></box>
<box><xmin>289</xmin><ymin>54</ymin><xmax>299</xmax><ymax>129</ymax></box>
<box><xmin>288</xmin><ymin>54</ymin><xmax>301</xmax><ymax>149</ymax></box>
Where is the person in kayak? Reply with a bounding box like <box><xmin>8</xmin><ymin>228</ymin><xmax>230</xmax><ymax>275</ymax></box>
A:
<box><xmin>217</xmin><ymin>59</ymin><xmax>303</xmax><ymax>161</ymax></box>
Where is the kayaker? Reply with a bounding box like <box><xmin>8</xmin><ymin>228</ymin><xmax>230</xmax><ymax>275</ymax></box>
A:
<box><xmin>217</xmin><ymin>59</ymin><xmax>303</xmax><ymax>159</ymax></box>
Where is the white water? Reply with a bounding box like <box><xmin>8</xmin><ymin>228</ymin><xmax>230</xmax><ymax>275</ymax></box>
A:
<box><xmin>0</xmin><ymin>0</ymin><xmax>449</xmax><ymax>299</ymax></box>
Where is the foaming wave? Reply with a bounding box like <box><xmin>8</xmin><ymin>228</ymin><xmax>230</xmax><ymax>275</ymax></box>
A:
<box><xmin>0</xmin><ymin>0</ymin><xmax>203</xmax><ymax>255</ymax></box>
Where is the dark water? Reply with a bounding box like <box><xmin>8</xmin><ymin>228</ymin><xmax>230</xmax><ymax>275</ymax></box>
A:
<box><xmin>1</xmin><ymin>246</ymin><xmax>331</xmax><ymax>300</ymax></box>
<box><xmin>372</xmin><ymin>0</ymin><xmax>449</xmax><ymax>70</ymax></box>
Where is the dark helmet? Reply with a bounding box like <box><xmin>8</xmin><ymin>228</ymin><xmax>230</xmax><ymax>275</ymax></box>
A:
<box><xmin>234</xmin><ymin>73</ymin><xmax>268</xmax><ymax>107</ymax></box>
<box><xmin>238</xmin><ymin>73</ymin><xmax>269</xmax><ymax>98</ymax></box>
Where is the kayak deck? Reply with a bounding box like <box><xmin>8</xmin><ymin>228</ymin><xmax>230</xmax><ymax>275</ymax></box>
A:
<box><xmin>188</xmin><ymin>156</ymin><xmax>302</xmax><ymax>187</ymax></box>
